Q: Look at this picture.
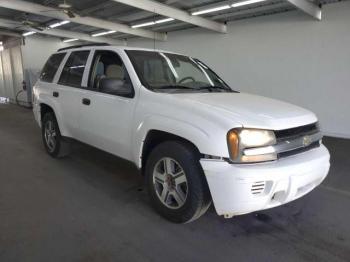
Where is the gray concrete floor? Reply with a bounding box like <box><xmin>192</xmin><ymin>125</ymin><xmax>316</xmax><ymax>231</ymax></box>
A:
<box><xmin>0</xmin><ymin>103</ymin><xmax>349</xmax><ymax>262</ymax></box>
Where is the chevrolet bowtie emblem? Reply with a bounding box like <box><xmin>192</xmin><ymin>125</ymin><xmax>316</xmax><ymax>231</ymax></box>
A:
<box><xmin>303</xmin><ymin>135</ymin><xmax>312</xmax><ymax>147</ymax></box>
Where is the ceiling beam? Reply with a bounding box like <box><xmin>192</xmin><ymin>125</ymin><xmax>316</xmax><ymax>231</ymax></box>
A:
<box><xmin>0</xmin><ymin>0</ymin><xmax>167</xmax><ymax>40</ymax></box>
<box><xmin>111</xmin><ymin>0</ymin><xmax>183</xmax><ymax>22</ymax></box>
<box><xmin>286</xmin><ymin>0</ymin><xmax>322</xmax><ymax>20</ymax></box>
<box><xmin>0</xmin><ymin>29</ymin><xmax>22</xmax><ymax>38</ymax></box>
<box><xmin>0</xmin><ymin>17</ymin><xmax>22</xmax><ymax>28</ymax></box>
<box><xmin>32</xmin><ymin>28</ymin><xmax>127</xmax><ymax>45</ymax></box>
<box><xmin>110</xmin><ymin>0</ymin><xmax>227</xmax><ymax>33</ymax></box>
<box><xmin>78</xmin><ymin>2</ymin><xmax>116</xmax><ymax>16</ymax></box>
<box><xmin>0</xmin><ymin>18</ymin><xmax>126</xmax><ymax>45</ymax></box>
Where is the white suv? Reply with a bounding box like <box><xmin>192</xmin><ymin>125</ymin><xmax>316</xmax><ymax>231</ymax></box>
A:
<box><xmin>33</xmin><ymin>44</ymin><xmax>330</xmax><ymax>223</ymax></box>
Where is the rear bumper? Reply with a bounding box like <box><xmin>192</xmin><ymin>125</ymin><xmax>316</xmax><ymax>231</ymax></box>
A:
<box><xmin>200</xmin><ymin>144</ymin><xmax>330</xmax><ymax>216</ymax></box>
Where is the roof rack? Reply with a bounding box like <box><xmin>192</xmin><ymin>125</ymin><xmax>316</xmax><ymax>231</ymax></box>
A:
<box><xmin>57</xmin><ymin>43</ymin><xmax>110</xmax><ymax>52</ymax></box>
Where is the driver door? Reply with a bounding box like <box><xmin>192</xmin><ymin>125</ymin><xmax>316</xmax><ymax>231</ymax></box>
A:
<box><xmin>77</xmin><ymin>49</ymin><xmax>136</xmax><ymax>160</ymax></box>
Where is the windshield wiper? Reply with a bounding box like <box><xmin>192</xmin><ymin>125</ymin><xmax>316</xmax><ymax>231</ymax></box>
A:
<box><xmin>196</xmin><ymin>85</ymin><xmax>233</xmax><ymax>92</ymax></box>
<box><xmin>156</xmin><ymin>85</ymin><xmax>196</xmax><ymax>90</ymax></box>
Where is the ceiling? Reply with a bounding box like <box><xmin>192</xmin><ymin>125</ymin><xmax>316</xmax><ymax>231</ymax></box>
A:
<box><xmin>0</xmin><ymin>0</ymin><xmax>347</xmax><ymax>41</ymax></box>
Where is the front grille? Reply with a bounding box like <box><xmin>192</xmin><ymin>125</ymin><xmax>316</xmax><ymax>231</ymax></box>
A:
<box><xmin>275</xmin><ymin>123</ymin><xmax>318</xmax><ymax>140</ymax></box>
<box><xmin>274</xmin><ymin>122</ymin><xmax>321</xmax><ymax>159</ymax></box>
<box><xmin>278</xmin><ymin>141</ymin><xmax>320</xmax><ymax>159</ymax></box>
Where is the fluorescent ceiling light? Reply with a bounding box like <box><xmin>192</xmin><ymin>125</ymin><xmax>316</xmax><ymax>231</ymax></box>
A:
<box><xmin>131</xmin><ymin>21</ymin><xmax>155</xmax><ymax>28</ymax></box>
<box><xmin>91</xmin><ymin>30</ymin><xmax>116</xmax><ymax>37</ymax></box>
<box><xmin>22</xmin><ymin>31</ymin><xmax>36</xmax><ymax>36</ymax></box>
<box><xmin>49</xmin><ymin>20</ymin><xmax>70</xmax><ymax>28</ymax></box>
<box><xmin>191</xmin><ymin>5</ymin><xmax>230</xmax><ymax>16</ymax></box>
<box><xmin>132</xmin><ymin>17</ymin><xmax>175</xmax><ymax>28</ymax></box>
<box><xmin>63</xmin><ymin>38</ymin><xmax>78</xmax><ymax>43</ymax></box>
<box><xmin>231</xmin><ymin>0</ymin><xmax>266</xmax><ymax>8</ymax></box>
<box><xmin>155</xmin><ymin>18</ymin><xmax>175</xmax><ymax>24</ymax></box>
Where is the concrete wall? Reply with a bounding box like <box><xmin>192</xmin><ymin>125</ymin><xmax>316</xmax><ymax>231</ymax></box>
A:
<box><xmin>128</xmin><ymin>1</ymin><xmax>350</xmax><ymax>139</ymax></box>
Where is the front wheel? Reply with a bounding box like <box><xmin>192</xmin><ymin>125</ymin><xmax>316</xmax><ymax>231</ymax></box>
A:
<box><xmin>145</xmin><ymin>141</ymin><xmax>212</xmax><ymax>223</ymax></box>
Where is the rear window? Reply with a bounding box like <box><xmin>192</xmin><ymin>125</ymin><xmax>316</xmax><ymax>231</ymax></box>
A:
<box><xmin>40</xmin><ymin>53</ymin><xmax>66</xmax><ymax>83</ymax></box>
<box><xmin>58</xmin><ymin>50</ymin><xmax>90</xmax><ymax>87</ymax></box>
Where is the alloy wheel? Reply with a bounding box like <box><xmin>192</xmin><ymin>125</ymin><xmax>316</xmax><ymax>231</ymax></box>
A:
<box><xmin>44</xmin><ymin>120</ymin><xmax>57</xmax><ymax>152</ymax></box>
<box><xmin>152</xmin><ymin>157</ymin><xmax>188</xmax><ymax>209</ymax></box>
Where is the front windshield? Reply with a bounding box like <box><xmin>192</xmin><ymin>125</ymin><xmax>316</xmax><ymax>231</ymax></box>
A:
<box><xmin>126</xmin><ymin>50</ymin><xmax>234</xmax><ymax>93</ymax></box>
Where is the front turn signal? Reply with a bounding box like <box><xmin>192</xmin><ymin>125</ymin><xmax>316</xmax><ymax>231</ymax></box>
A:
<box><xmin>227</xmin><ymin>130</ymin><xmax>239</xmax><ymax>160</ymax></box>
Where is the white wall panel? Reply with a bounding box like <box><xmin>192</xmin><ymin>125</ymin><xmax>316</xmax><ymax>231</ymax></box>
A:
<box><xmin>0</xmin><ymin>54</ymin><xmax>4</xmax><ymax>98</ymax></box>
<box><xmin>1</xmin><ymin>49</ymin><xmax>14</xmax><ymax>100</ymax></box>
<box><xmin>21</xmin><ymin>36</ymin><xmax>74</xmax><ymax>96</ymax></box>
<box><xmin>21</xmin><ymin>36</ymin><xmax>72</xmax><ymax>76</ymax></box>
<box><xmin>10</xmin><ymin>45</ymin><xmax>26</xmax><ymax>104</ymax></box>
<box><xmin>129</xmin><ymin>1</ymin><xmax>350</xmax><ymax>138</ymax></box>
<box><xmin>0</xmin><ymin>40</ymin><xmax>27</xmax><ymax>105</ymax></box>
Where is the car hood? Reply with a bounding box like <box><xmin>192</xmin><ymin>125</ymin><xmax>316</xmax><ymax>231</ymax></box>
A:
<box><xmin>172</xmin><ymin>92</ymin><xmax>317</xmax><ymax>130</ymax></box>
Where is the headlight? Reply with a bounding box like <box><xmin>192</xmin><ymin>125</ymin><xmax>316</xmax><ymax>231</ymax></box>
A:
<box><xmin>227</xmin><ymin>128</ymin><xmax>277</xmax><ymax>163</ymax></box>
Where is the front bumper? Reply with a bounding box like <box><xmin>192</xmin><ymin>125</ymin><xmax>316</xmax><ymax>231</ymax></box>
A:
<box><xmin>200</xmin><ymin>144</ymin><xmax>330</xmax><ymax>217</ymax></box>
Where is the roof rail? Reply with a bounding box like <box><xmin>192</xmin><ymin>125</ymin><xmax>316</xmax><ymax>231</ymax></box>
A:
<box><xmin>57</xmin><ymin>43</ymin><xmax>110</xmax><ymax>52</ymax></box>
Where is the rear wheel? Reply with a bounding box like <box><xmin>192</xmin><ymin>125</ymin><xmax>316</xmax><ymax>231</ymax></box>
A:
<box><xmin>41</xmin><ymin>112</ymin><xmax>70</xmax><ymax>158</ymax></box>
<box><xmin>145</xmin><ymin>141</ymin><xmax>211</xmax><ymax>223</ymax></box>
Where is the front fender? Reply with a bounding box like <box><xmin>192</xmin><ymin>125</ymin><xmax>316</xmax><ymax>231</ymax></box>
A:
<box><xmin>132</xmin><ymin>114</ymin><xmax>229</xmax><ymax>168</ymax></box>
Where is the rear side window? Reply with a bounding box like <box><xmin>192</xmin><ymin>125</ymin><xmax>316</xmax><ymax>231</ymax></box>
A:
<box><xmin>40</xmin><ymin>53</ymin><xmax>66</xmax><ymax>83</ymax></box>
<box><xmin>58</xmin><ymin>50</ymin><xmax>90</xmax><ymax>87</ymax></box>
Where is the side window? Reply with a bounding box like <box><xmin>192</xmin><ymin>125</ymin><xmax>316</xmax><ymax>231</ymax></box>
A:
<box><xmin>40</xmin><ymin>53</ymin><xmax>66</xmax><ymax>83</ymax></box>
<box><xmin>58</xmin><ymin>50</ymin><xmax>90</xmax><ymax>87</ymax></box>
<box><xmin>89</xmin><ymin>50</ymin><xmax>134</xmax><ymax>97</ymax></box>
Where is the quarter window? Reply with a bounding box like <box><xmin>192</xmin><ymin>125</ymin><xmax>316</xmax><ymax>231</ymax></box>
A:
<box><xmin>58</xmin><ymin>50</ymin><xmax>90</xmax><ymax>87</ymax></box>
<box><xmin>40</xmin><ymin>53</ymin><xmax>66</xmax><ymax>83</ymax></box>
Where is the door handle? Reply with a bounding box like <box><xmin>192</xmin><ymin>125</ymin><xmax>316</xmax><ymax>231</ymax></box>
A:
<box><xmin>82</xmin><ymin>98</ymin><xmax>91</xmax><ymax>105</ymax></box>
<box><xmin>53</xmin><ymin>91</ymin><xmax>59</xmax><ymax>97</ymax></box>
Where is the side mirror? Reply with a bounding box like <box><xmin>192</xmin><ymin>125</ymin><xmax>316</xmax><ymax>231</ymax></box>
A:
<box><xmin>99</xmin><ymin>78</ymin><xmax>133</xmax><ymax>97</ymax></box>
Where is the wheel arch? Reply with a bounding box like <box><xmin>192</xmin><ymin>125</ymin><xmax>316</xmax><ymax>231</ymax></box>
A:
<box><xmin>133</xmin><ymin>115</ymin><xmax>229</xmax><ymax>171</ymax></box>
<box><xmin>39</xmin><ymin>102</ymin><xmax>66</xmax><ymax>135</ymax></box>
<box><xmin>140</xmin><ymin>129</ymin><xmax>203</xmax><ymax>175</ymax></box>
<box><xmin>40</xmin><ymin>103</ymin><xmax>55</xmax><ymax>122</ymax></box>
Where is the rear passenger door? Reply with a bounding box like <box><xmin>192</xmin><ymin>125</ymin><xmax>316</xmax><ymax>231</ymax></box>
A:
<box><xmin>35</xmin><ymin>52</ymin><xmax>66</xmax><ymax>124</ymax></box>
<box><xmin>77</xmin><ymin>49</ymin><xmax>137</xmax><ymax>160</ymax></box>
<box><xmin>54</xmin><ymin>50</ymin><xmax>90</xmax><ymax>138</ymax></box>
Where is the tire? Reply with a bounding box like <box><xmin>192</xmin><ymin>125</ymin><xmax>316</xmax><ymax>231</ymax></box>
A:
<box><xmin>41</xmin><ymin>112</ymin><xmax>70</xmax><ymax>158</ymax></box>
<box><xmin>145</xmin><ymin>141</ymin><xmax>212</xmax><ymax>223</ymax></box>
